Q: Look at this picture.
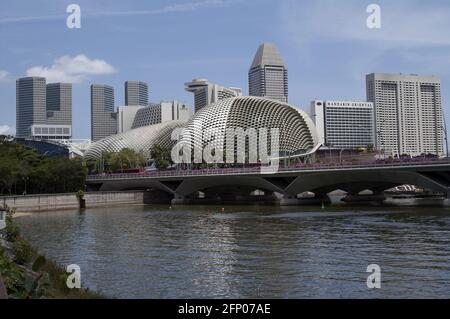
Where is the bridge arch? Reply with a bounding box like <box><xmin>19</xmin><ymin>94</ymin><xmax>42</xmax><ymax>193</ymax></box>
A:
<box><xmin>284</xmin><ymin>170</ymin><xmax>448</xmax><ymax>196</ymax></box>
<box><xmin>173</xmin><ymin>176</ymin><xmax>286</xmax><ymax>197</ymax></box>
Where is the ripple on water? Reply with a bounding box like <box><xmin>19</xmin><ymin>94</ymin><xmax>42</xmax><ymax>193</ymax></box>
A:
<box><xmin>14</xmin><ymin>205</ymin><xmax>450</xmax><ymax>298</ymax></box>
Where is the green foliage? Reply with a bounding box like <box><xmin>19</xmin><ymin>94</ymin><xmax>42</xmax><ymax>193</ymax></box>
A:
<box><xmin>0</xmin><ymin>137</ymin><xmax>86</xmax><ymax>195</ymax></box>
<box><xmin>0</xmin><ymin>249</ymin><xmax>52</xmax><ymax>299</ymax></box>
<box><xmin>32</xmin><ymin>256</ymin><xmax>47</xmax><ymax>272</ymax></box>
<box><xmin>12</xmin><ymin>238</ymin><xmax>33</xmax><ymax>265</ymax></box>
<box><xmin>87</xmin><ymin>148</ymin><xmax>147</xmax><ymax>173</ymax></box>
<box><xmin>0</xmin><ymin>206</ymin><xmax>104</xmax><ymax>299</ymax></box>
<box><xmin>0</xmin><ymin>251</ymin><xmax>25</xmax><ymax>297</ymax></box>
<box><xmin>150</xmin><ymin>145</ymin><xmax>172</xmax><ymax>169</ymax></box>
<box><xmin>4</xmin><ymin>208</ymin><xmax>20</xmax><ymax>242</ymax></box>
<box><xmin>76</xmin><ymin>190</ymin><xmax>85</xmax><ymax>200</ymax></box>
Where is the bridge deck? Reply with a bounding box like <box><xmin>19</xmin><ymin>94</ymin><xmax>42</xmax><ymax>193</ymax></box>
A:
<box><xmin>86</xmin><ymin>159</ymin><xmax>450</xmax><ymax>182</ymax></box>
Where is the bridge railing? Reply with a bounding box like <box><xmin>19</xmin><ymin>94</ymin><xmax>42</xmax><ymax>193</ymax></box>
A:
<box><xmin>85</xmin><ymin>158</ymin><xmax>450</xmax><ymax>181</ymax></box>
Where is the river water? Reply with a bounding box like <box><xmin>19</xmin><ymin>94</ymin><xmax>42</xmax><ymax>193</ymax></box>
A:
<box><xmin>15</xmin><ymin>204</ymin><xmax>450</xmax><ymax>299</ymax></box>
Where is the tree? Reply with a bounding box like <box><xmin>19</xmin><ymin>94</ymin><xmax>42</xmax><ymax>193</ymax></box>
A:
<box><xmin>0</xmin><ymin>159</ymin><xmax>20</xmax><ymax>194</ymax></box>
<box><xmin>87</xmin><ymin>148</ymin><xmax>147</xmax><ymax>173</ymax></box>
<box><xmin>0</xmin><ymin>139</ymin><xmax>87</xmax><ymax>195</ymax></box>
<box><xmin>150</xmin><ymin>145</ymin><xmax>172</xmax><ymax>169</ymax></box>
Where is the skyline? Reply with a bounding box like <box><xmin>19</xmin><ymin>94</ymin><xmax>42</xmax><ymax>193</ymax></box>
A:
<box><xmin>1</xmin><ymin>0</ymin><xmax>450</xmax><ymax>139</ymax></box>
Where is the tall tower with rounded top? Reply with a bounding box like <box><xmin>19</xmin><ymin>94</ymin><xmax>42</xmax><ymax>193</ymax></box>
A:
<box><xmin>249</xmin><ymin>43</ymin><xmax>288</xmax><ymax>103</ymax></box>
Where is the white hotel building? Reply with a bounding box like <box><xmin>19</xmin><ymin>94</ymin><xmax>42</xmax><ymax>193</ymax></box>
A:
<box><xmin>366</xmin><ymin>73</ymin><xmax>444</xmax><ymax>157</ymax></box>
<box><xmin>311</xmin><ymin>100</ymin><xmax>375</xmax><ymax>149</ymax></box>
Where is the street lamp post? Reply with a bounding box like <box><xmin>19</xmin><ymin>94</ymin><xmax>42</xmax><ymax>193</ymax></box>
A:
<box><xmin>22</xmin><ymin>176</ymin><xmax>29</xmax><ymax>196</ymax></box>
<box><xmin>0</xmin><ymin>209</ymin><xmax>5</xmax><ymax>230</ymax></box>
<box><xmin>377</xmin><ymin>130</ymin><xmax>385</xmax><ymax>160</ymax></box>
<box><xmin>442</xmin><ymin>119</ymin><xmax>449</xmax><ymax>159</ymax></box>
<box><xmin>339</xmin><ymin>149</ymin><xmax>345</xmax><ymax>164</ymax></box>
<box><xmin>0</xmin><ymin>209</ymin><xmax>5</xmax><ymax>298</ymax></box>
<box><xmin>376</xmin><ymin>119</ymin><xmax>387</xmax><ymax>160</ymax></box>
<box><xmin>326</xmin><ymin>143</ymin><xmax>333</xmax><ymax>164</ymax></box>
<box><xmin>0</xmin><ymin>209</ymin><xmax>7</xmax><ymax>298</ymax></box>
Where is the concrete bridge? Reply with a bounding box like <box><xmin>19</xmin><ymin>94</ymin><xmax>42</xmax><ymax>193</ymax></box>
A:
<box><xmin>85</xmin><ymin>160</ymin><xmax>450</xmax><ymax>205</ymax></box>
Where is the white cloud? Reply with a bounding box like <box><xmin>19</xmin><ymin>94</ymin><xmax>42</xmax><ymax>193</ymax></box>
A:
<box><xmin>0</xmin><ymin>70</ymin><xmax>10</xmax><ymax>82</ymax></box>
<box><xmin>26</xmin><ymin>54</ymin><xmax>117</xmax><ymax>83</ymax></box>
<box><xmin>0</xmin><ymin>125</ymin><xmax>14</xmax><ymax>135</ymax></box>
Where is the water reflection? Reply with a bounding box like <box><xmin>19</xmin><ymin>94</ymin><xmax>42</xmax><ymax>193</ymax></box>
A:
<box><xmin>15</xmin><ymin>205</ymin><xmax>450</xmax><ymax>298</ymax></box>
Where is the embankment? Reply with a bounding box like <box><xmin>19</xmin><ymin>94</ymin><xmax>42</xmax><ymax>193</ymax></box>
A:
<box><xmin>0</xmin><ymin>191</ymin><xmax>145</xmax><ymax>212</ymax></box>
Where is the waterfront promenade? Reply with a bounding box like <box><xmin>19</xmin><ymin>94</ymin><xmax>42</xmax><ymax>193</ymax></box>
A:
<box><xmin>0</xmin><ymin>191</ymin><xmax>145</xmax><ymax>212</ymax></box>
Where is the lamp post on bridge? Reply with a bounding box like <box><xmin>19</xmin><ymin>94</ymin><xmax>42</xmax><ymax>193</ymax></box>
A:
<box><xmin>0</xmin><ymin>209</ymin><xmax>5</xmax><ymax>231</ymax></box>
<box><xmin>22</xmin><ymin>176</ymin><xmax>29</xmax><ymax>196</ymax></box>
<box><xmin>376</xmin><ymin>119</ymin><xmax>387</xmax><ymax>161</ymax></box>
<box><xmin>377</xmin><ymin>130</ymin><xmax>385</xmax><ymax>160</ymax></box>
<box><xmin>339</xmin><ymin>148</ymin><xmax>345</xmax><ymax>165</ymax></box>
<box><xmin>326</xmin><ymin>143</ymin><xmax>333</xmax><ymax>164</ymax></box>
<box><xmin>0</xmin><ymin>209</ymin><xmax>7</xmax><ymax>298</ymax></box>
<box><xmin>441</xmin><ymin>120</ymin><xmax>449</xmax><ymax>160</ymax></box>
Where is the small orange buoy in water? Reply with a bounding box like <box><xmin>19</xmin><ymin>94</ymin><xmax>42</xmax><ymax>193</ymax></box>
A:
<box><xmin>220</xmin><ymin>207</ymin><xmax>225</xmax><ymax>213</ymax></box>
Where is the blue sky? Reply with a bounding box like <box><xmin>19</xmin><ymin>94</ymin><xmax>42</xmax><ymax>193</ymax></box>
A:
<box><xmin>1</xmin><ymin>0</ymin><xmax>450</xmax><ymax>139</ymax></box>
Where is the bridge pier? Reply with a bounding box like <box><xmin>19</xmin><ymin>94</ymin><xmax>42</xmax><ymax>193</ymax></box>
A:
<box><xmin>280</xmin><ymin>194</ymin><xmax>331</xmax><ymax>206</ymax></box>
<box><xmin>342</xmin><ymin>192</ymin><xmax>386</xmax><ymax>203</ymax></box>
<box><xmin>171</xmin><ymin>195</ymin><xmax>194</xmax><ymax>205</ymax></box>
<box><xmin>171</xmin><ymin>191</ymin><xmax>279</xmax><ymax>205</ymax></box>
<box><xmin>144</xmin><ymin>189</ymin><xmax>173</xmax><ymax>204</ymax></box>
<box><xmin>443</xmin><ymin>189</ymin><xmax>450</xmax><ymax>206</ymax></box>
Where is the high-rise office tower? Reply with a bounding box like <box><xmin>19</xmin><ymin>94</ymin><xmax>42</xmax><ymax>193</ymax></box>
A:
<box><xmin>249</xmin><ymin>43</ymin><xmax>288</xmax><ymax>103</ymax></box>
<box><xmin>311</xmin><ymin>100</ymin><xmax>375</xmax><ymax>149</ymax></box>
<box><xmin>91</xmin><ymin>84</ymin><xmax>117</xmax><ymax>142</ymax></box>
<box><xmin>116</xmin><ymin>105</ymin><xmax>145</xmax><ymax>134</ymax></box>
<box><xmin>46</xmin><ymin>83</ymin><xmax>72</xmax><ymax>129</ymax></box>
<box><xmin>366</xmin><ymin>73</ymin><xmax>444</xmax><ymax>157</ymax></box>
<box><xmin>125</xmin><ymin>81</ymin><xmax>148</xmax><ymax>106</ymax></box>
<box><xmin>16</xmin><ymin>77</ymin><xmax>72</xmax><ymax>140</ymax></box>
<box><xmin>16</xmin><ymin>77</ymin><xmax>47</xmax><ymax>138</ymax></box>
<box><xmin>185</xmin><ymin>78</ymin><xmax>240</xmax><ymax>112</ymax></box>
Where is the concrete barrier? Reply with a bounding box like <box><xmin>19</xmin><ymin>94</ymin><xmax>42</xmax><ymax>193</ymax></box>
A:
<box><xmin>0</xmin><ymin>191</ymin><xmax>145</xmax><ymax>212</ymax></box>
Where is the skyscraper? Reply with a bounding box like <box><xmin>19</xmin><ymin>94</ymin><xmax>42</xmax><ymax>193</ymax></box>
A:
<box><xmin>16</xmin><ymin>77</ymin><xmax>72</xmax><ymax>140</ymax></box>
<box><xmin>91</xmin><ymin>84</ymin><xmax>117</xmax><ymax>142</ymax></box>
<box><xmin>16</xmin><ymin>77</ymin><xmax>47</xmax><ymax>138</ymax></box>
<box><xmin>311</xmin><ymin>100</ymin><xmax>375</xmax><ymax>149</ymax></box>
<box><xmin>125</xmin><ymin>81</ymin><xmax>148</xmax><ymax>106</ymax></box>
<box><xmin>366</xmin><ymin>73</ymin><xmax>444</xmax><ymax>157</ymax></box>
<box><xmin>249</xmin><ymin>43</ymin><xmax>288</xmax><ymax>103</ymax></box>
<box><xmin>116</xmin><ymin>105</ymin><xmax>144</xmax><ymax>134</ymax></box>
<box><xmin>185</xmin><ymin>78</ymin><xmax>240</xmax><ymax>112</ymax></box>
<box><xmin>46</xmin><ymin>83</ymin><xmax>72</xmax><ymax>127</ymax></box>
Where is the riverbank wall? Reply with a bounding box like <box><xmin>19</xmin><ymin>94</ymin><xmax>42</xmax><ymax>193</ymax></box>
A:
<box><xmin>0</xmin><ymin>191</ymin><xmax>145</xmax><ymax>212</ymax></box>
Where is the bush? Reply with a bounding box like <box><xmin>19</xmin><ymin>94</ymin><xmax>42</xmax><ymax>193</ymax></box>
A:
<box><xmin>76</xmin><ymin>190</ymin><xmax>85</xmax><ymax>200</ymax></box>
<box><xmin>12</xmin><ymin>238</ymin><xmax>33</xmax><ymax>265</ymax></box>
<box><xmin>3</xmin><ymin>207</ymin><xmax>20</xmax><ymax>242</ymax></box>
